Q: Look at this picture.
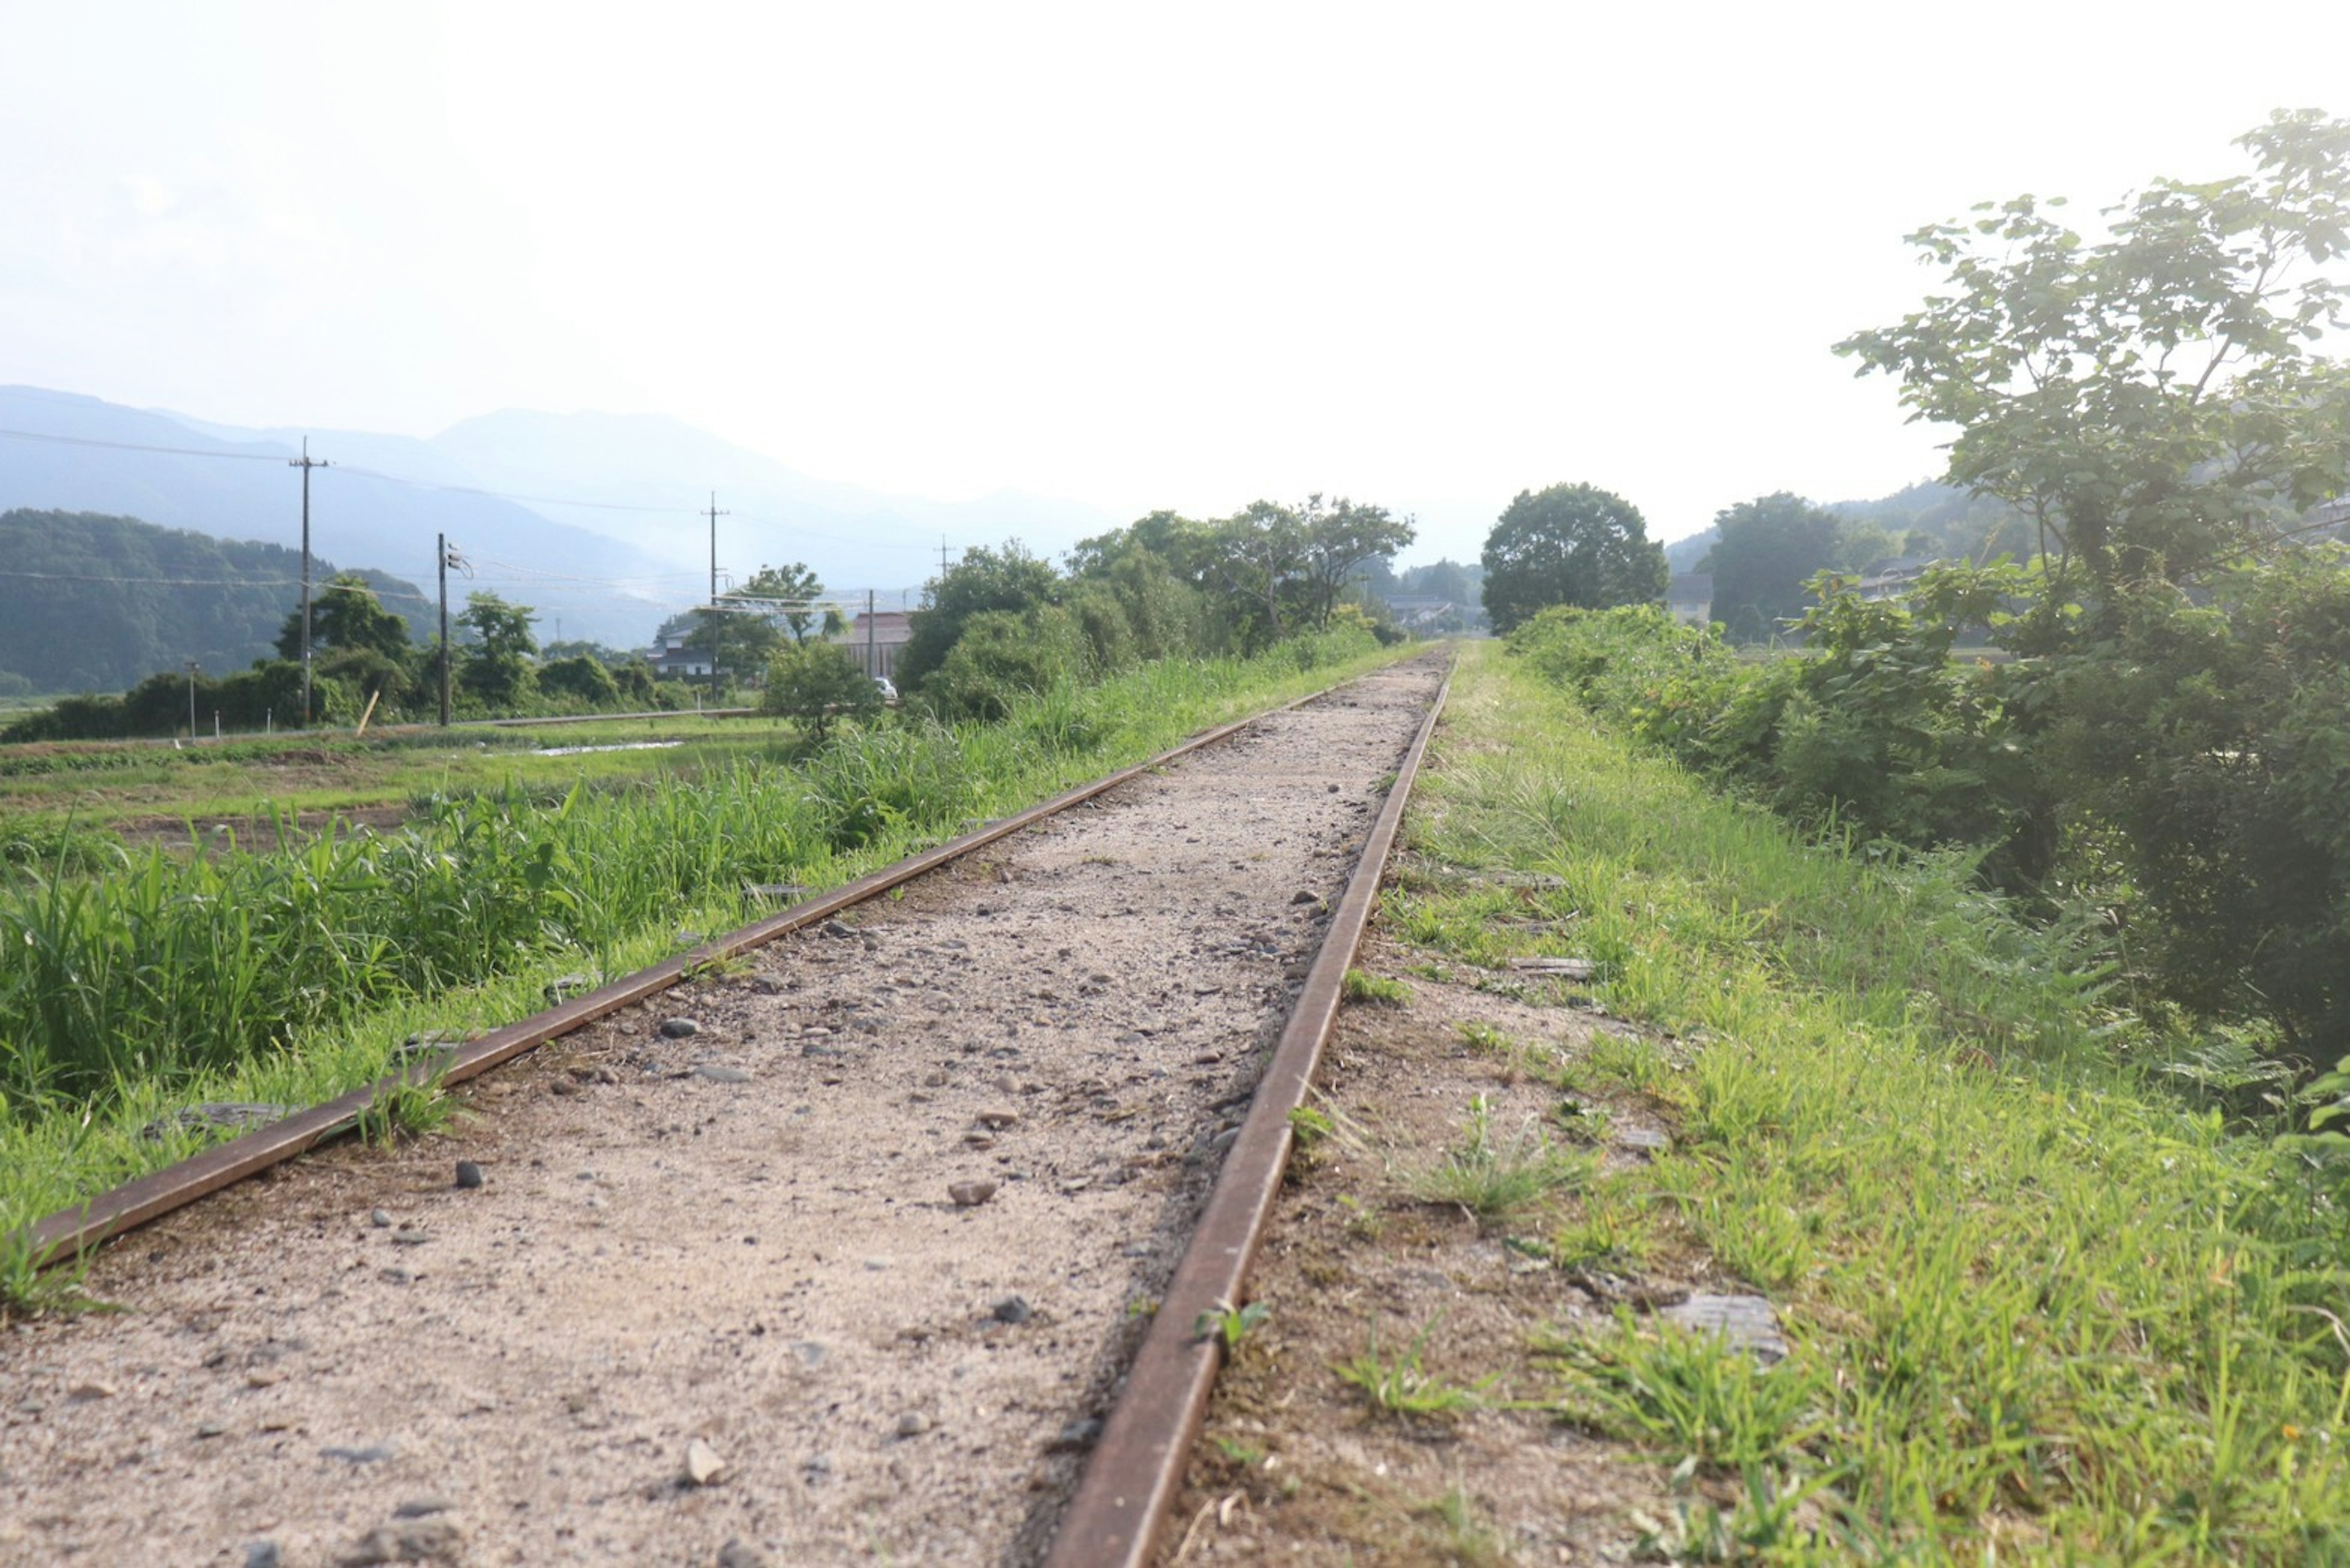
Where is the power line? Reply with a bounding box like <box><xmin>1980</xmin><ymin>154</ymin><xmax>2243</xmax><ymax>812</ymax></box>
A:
<box><xmin>0</xmin><ymin>425</ymin><xmax>286</xmax><ymax>461</ymax></box>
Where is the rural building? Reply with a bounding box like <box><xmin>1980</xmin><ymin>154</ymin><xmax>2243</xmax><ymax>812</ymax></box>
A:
<box><xmin>1665</xmin><ymin>573</ymin><xmax>1713</xmax><ymax>625</ymax></box>
<box><xmin>833</xmin><ymin>609</ymin><xmax>913</xmax><ymax>684</ymax></box>
<box><xmin>646</xmin><ymin>613</ymin><xmax>712</xmax><ymax>678</ymax></box>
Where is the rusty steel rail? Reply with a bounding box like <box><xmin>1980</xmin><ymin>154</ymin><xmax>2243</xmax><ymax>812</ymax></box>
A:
<box><xmin>1044</xmin><ymin>654</ymin><xmax>1453</xmax><ymax>1568</ymax></box>
<box><xmin>22</xmin><ymin>676</ymin><xmax>1386</xmax><ymax>1272</ymax></box>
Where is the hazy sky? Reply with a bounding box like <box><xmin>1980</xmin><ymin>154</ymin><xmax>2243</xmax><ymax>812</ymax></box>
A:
<box><xmin>5</xmin><ymin>1</ymin><xmax>2347</xmax><ymax>562</ymax></box>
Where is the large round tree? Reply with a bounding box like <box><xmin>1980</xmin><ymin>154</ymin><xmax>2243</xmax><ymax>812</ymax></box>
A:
<box><xmin>1480</xmin><ymin>483</ymin><xmax>1667</xmax><ymax>633</ymax></box>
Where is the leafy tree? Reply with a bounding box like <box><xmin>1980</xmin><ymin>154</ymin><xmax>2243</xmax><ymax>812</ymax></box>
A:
<box><xmin>919</xmin><ymin>607</ymin><xmax>1091</xmax><ymax>722</ymax></box>
<box><xmin>734</xmin><ymin>562</ymin><xmax>835</xmax><ymax>644</ymax></box>
<box><xmin>1838</xmin><ymin>109</ymin><xmax>2350</xmax><ymax>597</ymax></box>
<box><xmin>1068</xmin><ymin>510</ymin><xmax>1199</xmax><ymax>579</ymax></box>
<box><xmin>1294</xmin><ymin>494</ymin><xmax>1415</xmax><ymax>630</ymax></box>
<box><xmin>274</xmin><ymin>572</ymin><xmax>414</xmax><ymax>663</ymax></box>
<box><xmin>1703</xmin><ymin>492</ymin><xmax>1846</xmax><ymax>643</ymax></box>
<box><xmin>1195</xmin><ymin>501</ymin><xmax>1309</xmax><ymax>645</ymax></box>
<box><xmin>761</xmin><ymin>640</ymin><xmax>881</xmax><ymax>741</ymax></box>
<box><xmin>898</xmin><ymin>542</ymin><xmax>1062</xmax><ymax>690</ymax></box>
<box><xmin>1403</xmin><ymin>558</ymin><xmax>1476</xmax><ymax>604</ymax></box>
<box><xmin>1480</xmin><ymin>483</ymin><xmax>1667</xmax><ymax>633</ymax></box>
<box><xmin>683</xmin><ymin>563</ymin><xmax>838</xmax><ymax>686</ymax></box>
<box><xmin>539</xmin><ymin>654</ymin><xmax>621</xmax><ymax>708</ymax></box>
<box><xmin>2041</xmin><ymin>553</ymin><xmax>2350</xmax><ymax>1066</ymax></box>
<box><xmin>456</xmin><ymin>591</ymin><xmax>537</xmax><ymax>709</ymax></box>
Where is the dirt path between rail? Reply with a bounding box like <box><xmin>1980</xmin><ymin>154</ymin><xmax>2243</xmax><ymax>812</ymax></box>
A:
<box><xmin>1</xmin><ymin>658</ymin><xmax>1444</xmax><ymax>1568</ymax></box>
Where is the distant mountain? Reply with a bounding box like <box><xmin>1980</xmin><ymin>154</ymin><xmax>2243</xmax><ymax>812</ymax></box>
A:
<box><xmin>423</xmin><ymin>408</ymin><xmax>1122</xmax><ymax>592</ymax></box>
<box><xmin>0</xmin><ymin>388</ymin><xmax>1128</xmax><ymax>655</ymax></box>
<box><xmin>0</xmin><ymin>387</ymin><xmax>678</xmax><ymax>647</ymax></box>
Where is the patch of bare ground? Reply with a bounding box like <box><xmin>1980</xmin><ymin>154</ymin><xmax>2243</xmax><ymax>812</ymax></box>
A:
<box><xmin>1162</xmin><ymin>931</ymin><xmax>1742</xmax><ymax>1565</ymax></box>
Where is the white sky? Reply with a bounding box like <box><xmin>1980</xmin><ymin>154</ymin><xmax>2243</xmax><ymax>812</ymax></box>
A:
<box><xmin>4</xmin><ymin>1</ymin><xmax>2347</xmax><ymax>563</ymax></box>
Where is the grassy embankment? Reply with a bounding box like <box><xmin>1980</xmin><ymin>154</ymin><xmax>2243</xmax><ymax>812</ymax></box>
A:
<box><xmin>0</xmin><ymin>634</ymin><xmax>1400</xmax><ymax>1303</ymax></box>
<box><xmin>1383</xmin><ymin>643</ymin><xmax>2346</xmax><ymax>1560</ymax></box>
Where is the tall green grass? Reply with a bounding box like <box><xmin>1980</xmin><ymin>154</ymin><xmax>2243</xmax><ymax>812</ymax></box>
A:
<box><xmin>1400</xmin><ymin>648</ymin><xmax>2350</xmax><ymax>1560</ymax></box>
<box><xmin>0</xmin><ymin>632</ymin><xmax>1395</xmax><ymax>1277</ymax></box>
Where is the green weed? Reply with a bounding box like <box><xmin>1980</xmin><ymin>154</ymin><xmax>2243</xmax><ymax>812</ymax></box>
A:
<box><xmin>1336</xmin><ymin>1323</ymin><xmax>1493</xmax><ymax>1417</ymax></box>
<box><xmin>1409</xmin><ymin>1094</ymin><xmax>1589</xmax><ymax>1227</ymax></box>
<box><xmin>1341</xmin><ymin>968</ymin><xmax>1411</xmax><ymax>1006</ymax></box>
<box><xmin>1195</xmin><ymin>1299</ymin><xmax>1272</xmax><ymax>1350</ymax></box>
<box><xmin>1541</xmin><ymin>1309</ymin><xmax>1827</xmax><ymax>1471</ymax></box>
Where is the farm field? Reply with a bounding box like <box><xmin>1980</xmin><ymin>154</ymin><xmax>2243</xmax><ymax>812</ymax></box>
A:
<box><xmin>0</xmin><ymin>712</ymin><xmax>787</xmax><ymax>843</ymax></box>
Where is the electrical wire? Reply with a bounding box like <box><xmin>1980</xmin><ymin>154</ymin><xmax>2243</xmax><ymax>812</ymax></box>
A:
<box><xmin>0</xmin><ymin>425</ymin><xmax>286</xmax><ymax>461</ymax></box>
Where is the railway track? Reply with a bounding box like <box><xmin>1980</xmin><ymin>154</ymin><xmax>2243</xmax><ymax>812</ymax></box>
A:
<box><xmin>1</xmin><ymin>652</ymin><xmax>1450</xmax><ymax>1566</ymax></box>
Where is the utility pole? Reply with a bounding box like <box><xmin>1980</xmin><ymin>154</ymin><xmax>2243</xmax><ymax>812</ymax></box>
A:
<box><xmin>438</xmin><ymin>534</ymin><xmax>464</xmax><ymax>727</ymax></box>
<box><xmin>939</xmin><ymin>536</ymin><xmax>951</xmax><ymax>578</ymax></box>
<box><xmin>866</xmin><ymin>588</ymin><xmax>876</xmax><ymax>678</ymax></box>
<box><xmin>186</xmin><ymin>659</ymin><xmax>199</xmax><ymax>737</ymax></box>
<box><xmin>289</xmin><ymin>439</ymin><xmax>329</xmax><ymax>727</ymax></box>
<box><xmin>707</xmin><ymin>491</ymin><xmax>730</xmax><ymax>604</ymax></box>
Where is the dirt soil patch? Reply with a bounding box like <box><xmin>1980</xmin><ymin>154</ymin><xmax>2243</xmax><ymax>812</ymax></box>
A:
<box><xmin>1158</xmin><ymin>924</ymin><xmax>1745</xmax><ymax>1565</ymax></box>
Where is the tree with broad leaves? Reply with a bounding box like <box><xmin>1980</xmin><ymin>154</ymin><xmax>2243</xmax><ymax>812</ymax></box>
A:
<box><xmin>687</xmin><ymin>562</ymin><xmax>838</xmax><ymax>686</ymax></box>
<box><xmin>1293</xmin><ymin>494</ymin><xmax>1415</xmax><ymax>631</ymax></box>
<box><xmin>456</xmin><ymin>591</ymin><xmax>538</xmax><ymax>708</ymax></box>
<box><xmin>898</xmin><ymin>542</ymin><xmax>1062</xmax><ymax>691</ymax></box>
<box><xmin>1480</xmin><ymin>483</ymin><xmax>1668</xmax><ymax>633</ymax></box>
<box><xmin>1837</xmin><ymin>108</ymin><xmax>2350</xmax><ymax>603</ymax></box>
<box><xmin>761</xmin><ymin>639</ymin><xmax>881</xmax><ymax>741</ymax></box>
<box><xmin>275</xmin><ymin>572</ymin><xmax>413</xmax><ymax>663</ymax></box>
<box><xmin>1702</xmin><ymin>492</ymin><xmax>1845</xmax><ymax>643</ymax></box>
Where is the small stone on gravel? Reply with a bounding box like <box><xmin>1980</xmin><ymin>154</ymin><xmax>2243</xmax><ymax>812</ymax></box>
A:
<box><xmin>991</xmin><ymin>1294</ymin><xmax>1032</xmax><ymax>1325</ymax></box>
<box><xmin>717</xmin><ymin>1542</ymin><xmax>770</xmax><ymax>1568</ymax></box>
<box><xmin>975</xmin><ymin>1108</ymin><xmax>1020</xmax><ymax>1129</ymax></box>
<box><xmin>197</xmin><ymin>1421</ymin><xmax>226</xmax><ymax>1439</ymax></box>
<box><xmin>392</xmin><ymin>1498</ymin><xmax>451</xmax><ymax>1519</ymax></box>
<box><xmin>370</xmin><ymin>1208</ymin><xmax>393</xmax><ymax>1228</ymax></box>
<box><xmin>658</xmin><ymin>1017</ymin><xmax>701</xmax><ymax>1039</ymax></box>
<box><xmin>321</xmin><ymin>1443</ymin><xmax>397</xmax><ymax>1465</ymax></box>
<box><xmin>453</xmin><ymin>1160</ymin><xmax>484</xmax><ymax>1189</ymax></box>
<box><xmin>948</xmin><ymin>1181</ymin><xmax>998</xmax><ymax>1208</ymax></box>
<box><xmin>684</xmin><ymin>1438</ymin><xmax>727</xmax><ymax>1486</ymax></box>
<box><xmin>692</xmin><ymin>1065</ymin><xmax>752</xmax><ymax>1083</ymax></box>
<box><xmin>1291</xmin><ymin>888</ymin><xmax>1319</xmax><ymax>904</ymax></box>
<box><xmin>335</xmin><ymin>1519</ymin><xmax>462</xmax><ymax>1565</ymax></box>
<box><xmin>1048</xmin><ymin>1416</ymin><xmax>1103</xmax><ymax>1452</ymax></box>
<box><xmin>244</xmin><ymin>1544</ymin><xmax>281</xmax><ymax>1568</ymax></box>
<box><xmin>895</xmin><ymin>1411</ymin><xmax>931</xmax><ymax>1438</ymax></box>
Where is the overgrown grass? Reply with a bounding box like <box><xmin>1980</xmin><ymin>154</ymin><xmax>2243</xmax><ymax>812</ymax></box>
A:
<box><xmin>1</xmin><ymin>634</ymin><xmax>1402</xmax><ymax>1290</ymax></box>
<box><xmin>1391</xmin><ymin>644</ymin><xmax>2350</xmax><ymax>1559</ymax></box>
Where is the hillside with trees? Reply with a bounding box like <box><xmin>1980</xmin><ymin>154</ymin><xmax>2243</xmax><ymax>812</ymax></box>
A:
<box><xmin>0</xmin><ymin>509</ymin><xmax>427</xmax><ymax>695</ymax></box>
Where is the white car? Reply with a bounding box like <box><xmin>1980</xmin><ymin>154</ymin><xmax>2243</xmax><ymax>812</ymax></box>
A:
<box><xmin>874</xmin><ymin>676</ymin><xmax>898</xmax><ymax>701</ymax></box>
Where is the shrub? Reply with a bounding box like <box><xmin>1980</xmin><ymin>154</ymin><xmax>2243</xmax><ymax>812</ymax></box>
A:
<box><xmin>761</xmin><ymin>641</ymin><xmax>882</xmax><ymax>741</ymax></box>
